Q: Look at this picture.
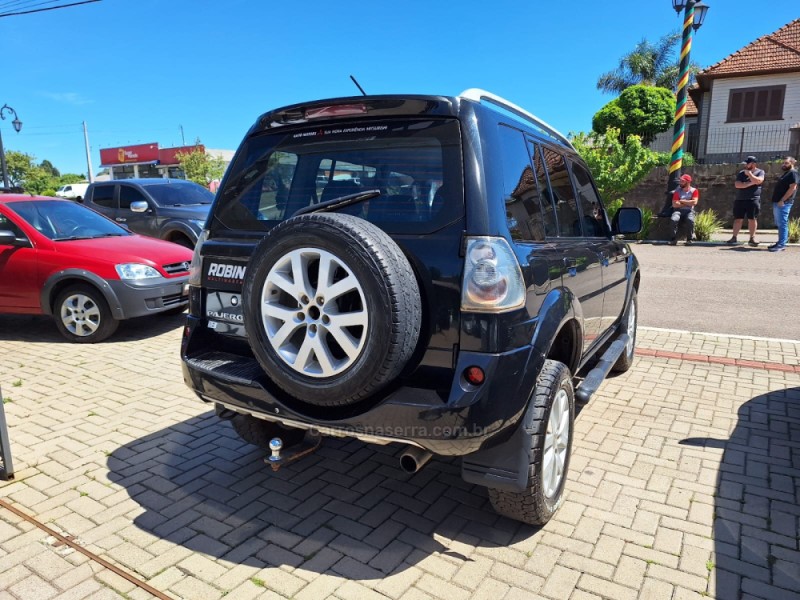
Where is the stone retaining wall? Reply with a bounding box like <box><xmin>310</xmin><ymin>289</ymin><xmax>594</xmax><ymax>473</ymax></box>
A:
<box><xmin>624</xmin><ymin>162</ymin><xmax>796</xmax><ymax>228</ymax></box>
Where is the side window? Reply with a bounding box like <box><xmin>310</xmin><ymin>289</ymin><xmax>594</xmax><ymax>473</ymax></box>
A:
<box><xmin>497</xmin><ymin>124</ymin><xmax>545</xmax><ymax>242</ymax></box>
<box><xmin>237</xmin><ymin>151</ymin><xmax>298</xmax><ymax>221</ymax></box>
<box><xmin>91</xmin><ymin>185</ymin><xmax>115</xmax><ymax>209</ymax></box>
<box><xmin>541</xmin><ymin>148</ymin><xmax>581</xmax><ymax>237</ymax></box>
<box><xmin>119</xmin><ymin>186</ymin><xmax>148</xmax><ymax>210</ymax></box>
<box><xmin>570</xmin><ymin>161</ymin><xmax>610</xmax><ymax>237</ymax></box>
<box><xmin>528</xmin><ymin>142</ymin><xmax>559</xmax><ymax>238</ymax></box>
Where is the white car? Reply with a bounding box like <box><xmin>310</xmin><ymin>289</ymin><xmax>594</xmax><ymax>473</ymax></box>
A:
<box><xmin>55</xmin><ymin>183</ymin><xmax>89</xmax><ymax>202</ymax></box>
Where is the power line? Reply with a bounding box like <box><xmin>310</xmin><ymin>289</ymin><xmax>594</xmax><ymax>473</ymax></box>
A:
<box><xmin>0</xmin><ymin>0</ymin><xmax>100</xmax><ymax>18</ymax></box>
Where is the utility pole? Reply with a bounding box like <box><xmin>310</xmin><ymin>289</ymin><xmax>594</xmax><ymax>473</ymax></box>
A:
<box><xmin>83</xmin><ymin>121</ymin><xmax>94</xmax><ymax>183</ymax></box>
<box><xmin>180</xmin><ymin>125</ymin><xmax>185</xmax><ymax>146</ymax></box>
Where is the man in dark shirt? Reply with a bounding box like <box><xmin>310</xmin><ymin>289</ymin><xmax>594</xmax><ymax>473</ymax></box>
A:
<box><xmin>726</xmin><ymin>156</ymin><xmax>765</xmax><ymax>246</ymax></box>
<box><xmin>769</xmin><ymin>156</ymin><xmax>799</xmax><ymax>252</ymax></box>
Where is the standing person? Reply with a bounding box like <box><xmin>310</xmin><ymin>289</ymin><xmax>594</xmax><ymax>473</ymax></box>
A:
<box><xmin>669</xmin><ymin>174</ymin><xmax>699</xmax><ymax>245</ymax></box>
<box><xmin>727</xmin><ymin>156</ymin><xmax>765</xmax><ymax>246</ymax></box>
<box><xmin>768</xmin><ymin>156</ymin><xmax>799</xmax><ymax>252</ymax></box>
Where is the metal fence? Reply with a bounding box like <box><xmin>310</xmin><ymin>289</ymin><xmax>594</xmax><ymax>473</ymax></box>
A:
<box><xmin>697</xmin><ymin>124</ymin><xmax>794</xmax><ymax>164</ymax></box>
<box><xmin>649</xmin><ymin>123</ymin><xmax>797</xmax><ymax>164</ymax></box>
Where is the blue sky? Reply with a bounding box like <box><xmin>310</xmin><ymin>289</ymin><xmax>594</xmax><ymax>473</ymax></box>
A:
<box><xmin>0</xmin><ymin>0</ymin><xmax>797</xmax><ymax>178</ymax></box>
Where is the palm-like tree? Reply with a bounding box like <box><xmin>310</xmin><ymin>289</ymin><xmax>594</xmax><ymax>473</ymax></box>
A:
<box><xmin>597</xmin><ymin>32</ymin><xmax>699</xmax><ymax>94</ymax></box>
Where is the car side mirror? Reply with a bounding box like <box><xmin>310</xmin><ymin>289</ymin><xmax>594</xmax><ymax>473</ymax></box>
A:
<box><xmin>130</xmin><ymin>201</ymin><xmax>149</xmax><ymax>213</ymax></box>
<box><xmin>612</xmin><ymin>207</ymin><xmax>643</xmax><ymax>235</ymax></box>
<box><xmin>0</xmin><ymin>230</ymin><xmax>31</xmax><ymax>247</ymax></box>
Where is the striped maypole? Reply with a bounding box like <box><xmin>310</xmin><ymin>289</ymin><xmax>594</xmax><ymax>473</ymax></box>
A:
<box><xmin>665</xmin><ymin>2</ymin><xmax>696</xmax><ymax>202</ymax></box>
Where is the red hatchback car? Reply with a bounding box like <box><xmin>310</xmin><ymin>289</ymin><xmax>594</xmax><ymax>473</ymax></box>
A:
<box><xmin>0</xmin><ymin>193</ymin><xmax>193</xmax><ymax>342</ymax></box>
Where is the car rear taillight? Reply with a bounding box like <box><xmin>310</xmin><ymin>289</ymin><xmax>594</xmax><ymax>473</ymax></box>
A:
<box><xmin>188</xmin><ymin>229</ymin><xmax>208</xmax><ymax>286</ymax></box>
<box><xmin>461</xmin><ymin>237</ymin><xmax>525</xmax><ymax>313</ymax></box>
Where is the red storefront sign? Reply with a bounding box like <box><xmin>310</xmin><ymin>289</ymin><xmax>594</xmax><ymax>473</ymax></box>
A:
<box><xmin>158</xmin><ymin>145</ymin><xmax>205</xmax><ymax>166</ymax></box>
<box><xmin>100</xmin><ymin>143</ymin><xmax>160</xmax><ymax>166</ymax></box>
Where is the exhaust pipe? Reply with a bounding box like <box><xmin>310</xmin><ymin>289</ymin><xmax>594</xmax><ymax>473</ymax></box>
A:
<box><xmin>399</xmin><ymin>446</ymin><xmax>433</xmax><ymax>474</ymax></box>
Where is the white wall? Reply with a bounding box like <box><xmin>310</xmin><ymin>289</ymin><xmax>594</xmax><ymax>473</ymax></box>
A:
<box><xmin>705</xmin><ymin>73</ymin><xmax>800</xmax><ymax>154</ymax></box>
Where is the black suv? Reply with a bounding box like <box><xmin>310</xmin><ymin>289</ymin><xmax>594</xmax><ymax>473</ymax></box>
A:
<box><xmin>181</xmin><ymin>90</ymin><xmax>642</xmax><ymax>525</ymax></box>
<box><xmin>84</xmin><ymin>179</ymin><xmax>214</xmax><ymax>248</ymax></box>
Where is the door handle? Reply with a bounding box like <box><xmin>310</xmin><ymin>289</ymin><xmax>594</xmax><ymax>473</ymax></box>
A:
<box><xmin>116</xmin><ymin>217</ymin><xmax>126</xmax><ymax>222</ymax></box>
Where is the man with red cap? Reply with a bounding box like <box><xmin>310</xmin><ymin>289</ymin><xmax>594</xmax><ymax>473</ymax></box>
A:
<box><xmin>669</xmin><ymin>173</ymin><xmax>699</xmax><ymax>245</ymax></box>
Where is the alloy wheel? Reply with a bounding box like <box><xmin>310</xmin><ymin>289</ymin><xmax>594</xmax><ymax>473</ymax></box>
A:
<box><xmin>260</xmin><ymin>248</ymin><xmax>368</xmax><ymax>378</ymax></box>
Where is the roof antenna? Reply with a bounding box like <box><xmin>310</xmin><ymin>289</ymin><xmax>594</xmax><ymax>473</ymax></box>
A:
<box><xmin>350</xmin><ymin>75</ymin><xmax>367</xmax><ymax>96</ymax></box>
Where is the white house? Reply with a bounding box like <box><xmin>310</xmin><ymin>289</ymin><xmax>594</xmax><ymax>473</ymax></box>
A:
<box><xmin>691</xmin><ymin>18</ymin><xmax>800</xmax><ymax>163</ymax></box>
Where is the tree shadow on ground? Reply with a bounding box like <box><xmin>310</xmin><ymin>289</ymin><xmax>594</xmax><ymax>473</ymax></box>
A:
<box><xmin>680</xmin><ymin>387</ymin><xmax>800</xmax><ymax>599</ymax></box>
<box><xmin>0</xmin><ymin>312</ymin><xmax>186</xmax><ymax>344</ymax></box>
<box><xmin>106</xmin><ymin>411</ymin><xmax>540</xmax><ymax>579</ymax></box>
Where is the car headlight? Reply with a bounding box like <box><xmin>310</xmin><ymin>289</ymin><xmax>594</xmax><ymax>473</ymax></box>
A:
<box><xmin>115</xmin><ymin>263</ymin><xmax>161</xmax><ymax>280</ymax></box>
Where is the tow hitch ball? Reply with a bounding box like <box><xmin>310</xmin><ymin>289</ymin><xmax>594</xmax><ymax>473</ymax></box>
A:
<box><xmin>268</xmin><ymin>438</ymin><xmax>283</xmax><ymax>463</ymax></box>
<box><xmin>263</xmin><ymin>432</ymin><xmax>322</xmax><ymax>472</ymax></box>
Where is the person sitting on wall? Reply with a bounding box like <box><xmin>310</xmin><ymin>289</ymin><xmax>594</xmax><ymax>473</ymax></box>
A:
<box><xmin>669</xmin><ymin>174</ymin><xmax>699</xmax><ymax>245</ymax></box>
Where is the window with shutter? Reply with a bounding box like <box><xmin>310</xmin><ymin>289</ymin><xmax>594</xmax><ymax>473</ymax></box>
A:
<box><xmin>727</xmin><ymin>85</ymin><xmax>785</xmax><ymax>122</ymax></box>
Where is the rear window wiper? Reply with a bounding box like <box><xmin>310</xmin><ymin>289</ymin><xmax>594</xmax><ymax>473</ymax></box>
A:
<box><xmin>292</xmin><ymin>189</ymin><xmax>380</xmax><ymax>218</ymax></box>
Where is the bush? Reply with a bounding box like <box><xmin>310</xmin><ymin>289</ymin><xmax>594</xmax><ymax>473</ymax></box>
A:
<box><xmin>693</xmin><ymin>209</ymin><xmax>723</xmax><ymax>241</ymax></box>
<box><xmin>636</xmin><ymin>207</ymin><xmax>654</xmax><ymax>241</ymax></box>
<box><xmin>789</xmin><ymin>218</ymin><xmax>800</xmax><ymax>244</ymax></box>
<box><xmin>604</xmin><ymin>198</ymin><xmax>624</xmax><ymax>222</ymax></box>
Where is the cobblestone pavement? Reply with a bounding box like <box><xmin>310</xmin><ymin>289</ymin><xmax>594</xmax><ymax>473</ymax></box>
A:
<box><xmin>0</xmin><ymin>314</ymin><xmax>798</xmax><ymax>600</ymax></box>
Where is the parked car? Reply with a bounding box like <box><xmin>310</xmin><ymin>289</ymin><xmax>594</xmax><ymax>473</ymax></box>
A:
<box><xmin>55</xmin><ymin>182</ymin><xmax>89</xmax><ymax>202</ymax></box>
<box><xmin>180</xmin><ymin>90</ymin><xmax>642</xmax><ymax>525</ymax></box>
<box><xmin>84</xmin><ymin>179</ymin><xmax>214</xmax><ymax>248</ymax></box>
<box><xmin>0</xmin><ymin>193</ymin><xmax>192</xmax><ymax>343</ymax></box>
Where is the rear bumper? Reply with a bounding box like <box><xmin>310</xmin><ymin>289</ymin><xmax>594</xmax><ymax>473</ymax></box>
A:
<box><xmin>181</xmin><ymin>316</ymin><xmax>543</xmax><ymax>456</ymax></box>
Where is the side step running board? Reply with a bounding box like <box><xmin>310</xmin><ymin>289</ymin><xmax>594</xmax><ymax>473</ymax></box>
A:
<box><xmin>575</xmin><ymin>334</ymin><xmax>630</xmax><ymax>403</ymax></box>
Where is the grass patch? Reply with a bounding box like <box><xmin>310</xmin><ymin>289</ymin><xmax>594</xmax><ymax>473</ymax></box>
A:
<box><xmin>706</xmin><ymin>560</ymin><xmax>714</xmax><ymax>572</ymax></box>
<box><xmin>12</xmin><ymin>379</ymin><xmax>22</xmax><ymax>387</ymax></box>
<box><xmin>250</xmin><ymin>578</ymin><xmax>266</xmax><ymax>588</ymax></box>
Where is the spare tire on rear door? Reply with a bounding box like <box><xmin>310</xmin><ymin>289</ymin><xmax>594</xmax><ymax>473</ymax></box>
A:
<box><xmin>242</xmin><ymin>213</ymin><xmax>422</xmax><ymax>407</ymax></box>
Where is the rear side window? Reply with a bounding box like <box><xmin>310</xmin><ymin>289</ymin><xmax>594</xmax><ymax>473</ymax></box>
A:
<box><xmin>497</xmin><ymin>124</ymin><xmax>545</xmax><ymax>242</ymax></box>
<box><xmin>91</xmin><ymin>185</ymin><xmax>115</xmax><ymax>208</ymax></box>
<box><xmin>541</xmin><ymin>148</ymin><xmax>580</xmax><ymax>237</ymax></box>
<box><xmin>529</xmin><ymin>143</ymin><xmax>558</xmax><ymax>238</ymax></box>
<box><xmin>213</xmin><ymin>119</ymin><xmax>464</xmax><ymax>235</ymax></box>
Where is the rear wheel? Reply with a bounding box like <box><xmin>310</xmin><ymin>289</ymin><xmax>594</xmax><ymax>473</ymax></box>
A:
<box><xmin>488</xmin><ymin>360</ymin><xmax>574</xmax><ymax>525</ymax></box>
<box><xmin>54</xmin><ymin>284</ymin><xmax>118</xmax><ymax>343</ymax></box>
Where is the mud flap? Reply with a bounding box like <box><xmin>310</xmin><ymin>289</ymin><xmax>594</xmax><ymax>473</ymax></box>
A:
<box><xmin>460</xmin><ymin>399</ymin><xmax>537</xmax><ymax>492</ymax></box>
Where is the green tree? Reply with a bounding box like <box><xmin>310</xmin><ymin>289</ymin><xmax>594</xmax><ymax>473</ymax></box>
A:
<box><xmin>592</xmin><ymin>85</ymin><xmax>675</xmax><ymax>144</ymax></box>
<box><xmin>597</xmin><ymin>32</ymin><xmax>700</xmax><ymax>94</ymax></box>
<box><xmin>4</xmin><ymin>150</ymin><xmax>36</xmax><ymax>187</ymax></box>
<box><xmin>58</xmin><ymin>173</ymin><xmax>87</xmax><ymax>185</ymax></box>
<box><xmin>175</xmin><ymin>144</ymin><xmax>226</xmax><ymax>187</ymax></box>
<box><xmin>570</xmin><ymin>127</ymin><xmax>662</xmax><ymax>203</ymax></box>
<box><xmin>39</xmin><ymin>159</ymin><xmax>60</xmax><ymax>178</ymax></box>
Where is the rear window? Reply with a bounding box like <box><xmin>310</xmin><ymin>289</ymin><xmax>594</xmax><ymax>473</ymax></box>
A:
<box><xmin>212</xmin><ymin>118</ymin><xmax>464</xmax><ymax>235</ymax></box>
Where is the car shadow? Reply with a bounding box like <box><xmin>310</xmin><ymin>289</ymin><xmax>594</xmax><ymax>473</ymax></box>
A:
<box><xmin>106</xmin><ymin>411</ymin><xmax>540</xmax><ymax>579</ymax></box>
<box><xmin>679</xmin><ymin>387</ymin><xmax>800</xmax><ymax>599</ymax></box>
<box><xmin>0</xmin><ymin>312</ymin><xmax>186</xmax><ymax>344</ymax></box>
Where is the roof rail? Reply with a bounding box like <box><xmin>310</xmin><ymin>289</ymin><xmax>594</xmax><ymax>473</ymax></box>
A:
<box><xmin>459</xmin><ymin>88</ymin><xmax>575</xmax><ymax>151</ymax></box>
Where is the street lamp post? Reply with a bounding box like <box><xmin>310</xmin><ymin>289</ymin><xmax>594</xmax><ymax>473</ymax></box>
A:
<box><xmin>0</xmin><ymin>104</ymin><xmax>23</xmax><ymax>189</ymax></box>
<box><xmin>664</xmin><ymin>0</ymin><xmax>709</xmax><ymax>206</ymax></box>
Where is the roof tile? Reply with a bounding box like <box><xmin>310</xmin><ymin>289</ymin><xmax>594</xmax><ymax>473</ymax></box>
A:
<box><xmin>698</xmin><ymin>19</ymin><xmax>800</xmax><ymax>80</ymax></box>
